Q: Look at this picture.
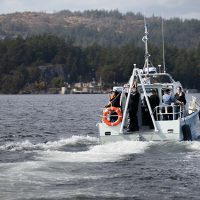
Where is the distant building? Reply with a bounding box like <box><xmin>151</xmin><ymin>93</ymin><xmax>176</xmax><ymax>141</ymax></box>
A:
<box><xmin>71</xmin><ymin>80</ymin><xmax>103</xmax><ymax>94</ymax></box>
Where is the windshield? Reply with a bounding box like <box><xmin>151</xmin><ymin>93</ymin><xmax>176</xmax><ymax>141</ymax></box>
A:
<box><xmin>140</xmin><ymin>74</ymin><xmax>173</xmax><ymax>84</ymax></box>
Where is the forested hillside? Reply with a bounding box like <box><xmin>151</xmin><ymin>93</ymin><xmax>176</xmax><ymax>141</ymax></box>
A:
<box><xmin>0</xmin><ymin>10</ymin><xmax>200</xmax><ymax>93</ymax></box>
<box><xmin>0</xmin><ymin>10</ymin><xmax>200</xmax><ymax>49</ymax></box>
<box><xmin>0</xmin><ymin>34</ymin><xmax>200</xmax><ymax>94</ymax></box>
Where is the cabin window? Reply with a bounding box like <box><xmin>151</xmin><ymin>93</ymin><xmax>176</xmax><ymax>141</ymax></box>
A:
<box><xmin>139</xmin><ymin>88</ymin><xmax>159</xmax><ymax>100</ymax></box>
<box><xmin>140</xmin><ymin>74</ymin><xmax>173</xmax><ymax>84</ymax></box>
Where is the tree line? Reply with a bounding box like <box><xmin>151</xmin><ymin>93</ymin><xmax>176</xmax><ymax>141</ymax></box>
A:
<box><xmin>0</xmin><ymin>34</ymin><xmax>200</xmax><ymax>93</ymax></box>
<box><xmin>1</xmin><ymin>10</ymin><xmax>200</xmax><ymax>49</ymax></box>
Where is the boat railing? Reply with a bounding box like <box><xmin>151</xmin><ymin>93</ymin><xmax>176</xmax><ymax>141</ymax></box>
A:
<box><xmin>154</xmin><ymin>104</ymin><xmax>186</xmax><ymax>121</ymax></box>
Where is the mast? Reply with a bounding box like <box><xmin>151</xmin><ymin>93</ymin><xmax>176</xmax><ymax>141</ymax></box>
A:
<box><xmin>162</xmin><ymin>18</ymin><xmax>166</xmax><ymax>73</ymax></box>
<box><xmin>142</xmin><ymin>17</ymin><xmax>150</xmax><ymax>75</ymax></box>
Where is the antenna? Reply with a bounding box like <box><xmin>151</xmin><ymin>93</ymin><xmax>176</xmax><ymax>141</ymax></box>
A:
<box><xmin>142</xmin><ymin>16</ymin><xmax>151</xmax><ymax>75</ymax></box>
<box><xmin>162</xmin><ymin>17</ymin><xmax>166</xmax><ymax>73</ymax></box>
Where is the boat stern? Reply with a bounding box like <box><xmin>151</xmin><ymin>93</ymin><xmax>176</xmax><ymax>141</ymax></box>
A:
<box><xmin>98</xmin><ymin>122</ymin><xmax>122</xmax><ymax>137</ymax></box>
<box><xmin>97</xmin><ymin>122</ymin><xmax>141</xmax><ymax>143</ymax></box>
<box><xmin>154</xmin><ymin>120</ymin><xmax>181</xmax><ymax>140</ymax></box>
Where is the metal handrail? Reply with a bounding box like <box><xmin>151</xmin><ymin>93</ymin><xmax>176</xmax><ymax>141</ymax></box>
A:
<box><xmin>154</xmin><ymin>105</ymin><xmax>185</xmax><ymax>120</ymax></box>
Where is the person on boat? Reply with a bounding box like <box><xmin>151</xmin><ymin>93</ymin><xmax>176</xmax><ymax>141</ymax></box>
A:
<box><xmin>174</xmin><ymin>86</ymin><xmax>186</xmax><ymax>118</ymax></box>
<box><xmin>126</xmin><ymin>84</ymin><xmax>140</xmax><ymax>132</ymax></box>
<box><xmin>142</xmin><ymin>89</ymin><xmax>160</xmax><ymax>128</ymax></box>
<box><xmin>149</xmin><ymin>89</ymin><xmax>160</xmax><ymax>126</ymax></box>
<box><xmin>162</xmin><ymin>88</ymin><xmax>174</xmax><ymax>120</ymax></box>
<box><xmin>105</xmin><ymin>89</ymin><xmax>121</xmax><ymax>108</ymax></box>
<box><xmin>175</xmin><ymin>86</ymin><xmax>186</xmax><ymax>106</ymax></box>
<box><xmin>141</xmin><ymin>95</ymin><xmax>150</xmax><ymax>126</ymax></box>
<box><xmin>149</xmin><ymin>89</ymin><xmax>160</xmax><ymax>111</ymax></box>
<box><xmin>104</xmin><ymin>89</ymin><xmax>121</xmax><ymax>122</ymax></box>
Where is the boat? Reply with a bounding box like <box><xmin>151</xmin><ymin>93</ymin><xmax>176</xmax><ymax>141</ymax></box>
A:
<box><xmin>97</xmin><ymin>21</ymin><xmax>200</xmax><ymax>143</ymax></box>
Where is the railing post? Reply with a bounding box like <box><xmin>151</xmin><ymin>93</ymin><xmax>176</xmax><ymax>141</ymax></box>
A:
<box><xmin>172</xmin><ymin>104</ymin><xmax>175</xmax><ymax>120</ymax></box>
<box><xmin>119</xmin><ymin>67</ymin><xmax>136</xmax><ymax>133</ymax></box>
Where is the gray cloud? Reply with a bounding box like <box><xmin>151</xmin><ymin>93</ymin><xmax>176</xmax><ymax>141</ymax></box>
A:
<box><xmin>0</xmin><ymin>0</ymin><xmax>200</xmax><ymax>19</ymax></box>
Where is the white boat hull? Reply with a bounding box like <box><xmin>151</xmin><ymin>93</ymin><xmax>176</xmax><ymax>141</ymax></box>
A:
<box><xmin>98</xmin><ymin>110</ymin><xmax>199</xmax><ymax>144</ymax></box>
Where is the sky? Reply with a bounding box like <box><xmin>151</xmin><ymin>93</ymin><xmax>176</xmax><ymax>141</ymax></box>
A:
<box><xmin>0</xmin><ymin>0</ymin><xmax>200</xmax><ymax>20</ymax></box>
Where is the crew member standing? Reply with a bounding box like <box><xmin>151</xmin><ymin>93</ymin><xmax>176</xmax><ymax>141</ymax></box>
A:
<box><xmin>175</xmin><ymin>86</ymin><xmax>186</xmax><ymax>106</ymax></box>
<box><xmin>149</xmin><ymin>89</ymin><xmax>160</xmax><ymax>127</ymax></box>
<box><xmin>149</xmin><ymin>89</ymin><xmax>160</xmax><ymax>111</ymax></box>
<box><xmin>174</xmin><ymin>86</ymin><xmax>186</xmax><ymax>118</ymax></box>
<box><xmin>127</xmin><ymin>84</ymin><xmax>140</xmax><ymax>132</ymax></box>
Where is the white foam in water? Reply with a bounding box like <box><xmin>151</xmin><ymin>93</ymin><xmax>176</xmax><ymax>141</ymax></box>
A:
<box><xmin>0</xmin><ymin>135</ymin><xmax>99</xmax><ymax>151</ymax></box>
<box><xmin>0</xmin><ymin>136</ymin><xmax>152</xmax><ymax>162</ymax></box>
<box><xmin>37</xmin><ymin>141</ymin><xmax>151</xmax><ymax>162</ymax></box>
<box><xmin>185</xmin><ymin>141</ymin><xmax>200</xmax><ymax>151</ymax></box>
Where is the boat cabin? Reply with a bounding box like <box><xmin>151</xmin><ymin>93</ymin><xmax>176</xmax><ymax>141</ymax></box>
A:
<box><xmin>113</xmin><ymin>71</ymin><xmax>185</xmax><ymax>131</ymax></box>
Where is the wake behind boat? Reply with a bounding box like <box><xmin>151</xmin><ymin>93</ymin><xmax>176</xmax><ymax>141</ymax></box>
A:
<box><xmin>97</xmin><ymin>21</ymin><xmax>200</xmax><ymax>143</ymax></box>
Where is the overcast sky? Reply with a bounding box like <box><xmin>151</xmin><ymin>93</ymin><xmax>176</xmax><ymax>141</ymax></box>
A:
<box><xmin>0</xmin><ymin>0</ymin><xmax>200</xmax><ymax>20</ymax></box>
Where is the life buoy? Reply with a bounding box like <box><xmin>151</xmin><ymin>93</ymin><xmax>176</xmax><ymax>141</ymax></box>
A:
<box><xmin>102</xmin><ymin>107</ymin><xmax>122</xmax><ymax>126</ymax></box>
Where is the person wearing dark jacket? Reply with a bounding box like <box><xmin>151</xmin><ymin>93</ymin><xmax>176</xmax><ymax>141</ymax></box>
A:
<box><xmin>142</xmin><ymin>89</ymin><xmax>160</xmax><ymax>128</ymax></box>
<box><xmin>149</xmin><ymin>90</ymin><xmax>160</xmax><ymax>111</ymax></box>
<box><xmin>175</xmin><ymin>86</ymin><xmax>186</xmax><ymax>106</ymax></box>
<box><xmin>105</xmin><ymin>90</ymin><xmax>121</xmax><ymax>108</ymax></box>
<box><xmin>149</xmin><ymin>89</ymin><xmax>160</xmax><ymax>127</ymax></box>
<box><xmin>104</xmin><ymin>90</ymin><xmax>121</xmax><ymax>122</ymax></box>
<box><xmin>174</xmin><ymin>86</ymin><xmax>186</xmax><ymax>118</ymax></box>
<box><xmin>126</xmin><ymin>85</ymin><xmax>140</xmax><ymax>132</ymax></box>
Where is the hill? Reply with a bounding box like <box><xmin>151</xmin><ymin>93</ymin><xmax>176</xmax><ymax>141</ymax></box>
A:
<box><xmin>0</xmin><ymin>10</ymin><xmax>200</xmax><ymax>94</ymax></box>
<box><xmin>0</xmin><ymin>10</ymin><xmax>200</xmax><ymax>48</ymax></box>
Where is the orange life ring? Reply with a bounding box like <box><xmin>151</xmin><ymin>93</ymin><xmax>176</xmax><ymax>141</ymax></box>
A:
<box><xmin>102</xmin><ymin>107</ymin><xmax>122</xmax><ymax>126</ymax></box>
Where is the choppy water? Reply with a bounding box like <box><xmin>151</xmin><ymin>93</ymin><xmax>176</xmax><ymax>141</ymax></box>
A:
<box><xmin>0</xmin><ymin>94</ymin><xmax>200</xmax><ymax>200</ymax></box>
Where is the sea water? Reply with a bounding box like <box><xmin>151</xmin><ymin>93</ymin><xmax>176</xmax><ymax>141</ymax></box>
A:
<box><xmin>0</xmin><ymin>94</ymin><xmax>200</xmax><ymax>200</ymax></box>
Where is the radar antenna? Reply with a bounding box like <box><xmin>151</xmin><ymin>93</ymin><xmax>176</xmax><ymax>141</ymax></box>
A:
<box><xmin>162</xmin><ymin>17</ymin><xmax>166</xmax><ymax>73</ymax></box>
<box><xmin>142</xmin><ymin>17</ymin><xmax>154</xmax><ymax>75</ymax></box>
